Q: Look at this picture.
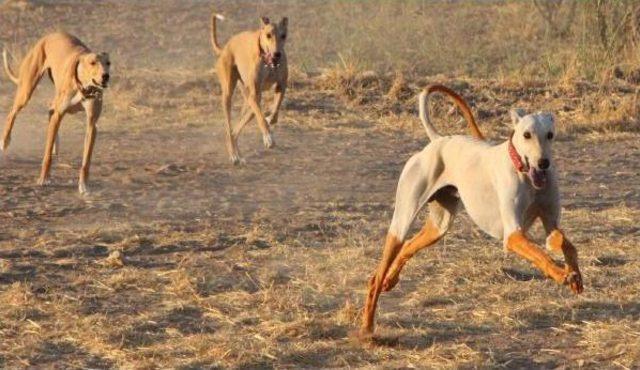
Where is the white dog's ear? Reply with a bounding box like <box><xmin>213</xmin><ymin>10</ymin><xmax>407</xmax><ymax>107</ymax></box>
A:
<box><xmin>260</xmin><ymin>16</ymin><xmax>270</xmax><ymax>26</ymax></box>
<box><xmin>538</xmin><ymin>112</ymin><xmax>555</xmax><ymax>125</ymax></box>
<box><xmin>510</xmin><ymin>108</ymin><xmax>526</xmax><ymax>125</ymax></box>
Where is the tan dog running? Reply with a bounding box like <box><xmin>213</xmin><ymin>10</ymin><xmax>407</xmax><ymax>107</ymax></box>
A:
<box><xmin>2</xmin><ymin>32</ymin><xmax>110</xmax><ymax>194</ymax></box>
<box><xmin>211</xmin><ymin>12</ymin><xmax>288</xmax><ymax>164</ymax></box>
<box><xmin>360</xmin><ymin>85</ymin><xmax>583</xmax><ymax>339</ymax></box>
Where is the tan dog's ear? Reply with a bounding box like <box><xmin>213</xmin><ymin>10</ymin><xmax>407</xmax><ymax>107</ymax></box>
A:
<box><xmin>510</xmin><ymin>108</ymin><xmax>526</xmax><ymax>126</ymax></box>
<box><xmin>260</xmin><ymin>16</ymin><xmax>270</xmax><ymax>27</ymax></box>
<box><xmin>279</xmin><ymin>17</ymin><xmax>288</xmax><ymax>29</ymax></box>
<box><xmin>72</xmin><ymin>54</ymin><xmax>83</xmax><ymax>87</ymax></box>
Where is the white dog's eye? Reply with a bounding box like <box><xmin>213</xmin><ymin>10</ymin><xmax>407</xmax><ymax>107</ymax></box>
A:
<box><xmin>523</xmin><ymin>132</ymin><xmax>531</xmax><ymax>139</ymax></box>
<box><xmin>547</xmin><ymin>132</ymin><xmax>554</xmax><ymax>140</ymax></box>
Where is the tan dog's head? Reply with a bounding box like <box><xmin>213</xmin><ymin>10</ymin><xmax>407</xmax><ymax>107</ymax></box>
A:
<box><xmin>510</xmin><ymin>109</ymin><xmax>556</xmax><ymax>189</ymax></box>
<box><xmin>76</xmin><ymin>52</ymin><xmax>111</xmax><ymax>89</ymax></box>
<box><xmin>258</xmin><ymin>16</ymin><xmax>288</xmax><ymax>68</ymax></box>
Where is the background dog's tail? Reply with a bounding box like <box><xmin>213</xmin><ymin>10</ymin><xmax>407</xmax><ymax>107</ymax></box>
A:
<box><xmin>210</xmin><ymin>12</ymin><xmax>225</xmax><ymax>56</ymax></box>
<box><xmin>418</xmin><ymin>84</ymin><xmax>484</xmax><ymax>141</ymax></box>
<box><xmin>2</xmin><ymin>49</ymin><xmax>19</xmax><ymax>85</ymax></box>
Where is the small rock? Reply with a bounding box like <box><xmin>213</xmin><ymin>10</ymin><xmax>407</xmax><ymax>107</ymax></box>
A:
<box><xmin>103</xmin><ymin>250</ymin><xmax>125</xmax><ymax>268</ymax></box>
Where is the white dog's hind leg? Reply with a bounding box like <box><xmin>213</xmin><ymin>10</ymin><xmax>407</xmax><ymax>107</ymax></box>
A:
<box><xmin>360</xmin><ymin>154</ymin><xmax>435</xmax><ymax>336</ymax></box>
<box><xmin>382</xmin><ymin>189</ymin><xmax>458</xmax><ymax>292</ymax></box>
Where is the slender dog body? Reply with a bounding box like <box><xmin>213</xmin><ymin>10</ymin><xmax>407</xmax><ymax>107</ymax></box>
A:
<box><xmin>211</xmin><ymin>12</ymin><xmax>288</xmax><ymax>164</ymax></box>
<box><xmin>360</xmin><ymin>85</ymin><xmax>583</xmax><ymax>338</ymax></box>
<box><xmin>2</xmin><ymin>32</ymin><xmax>110</xmax><ymax>194</ymax></box>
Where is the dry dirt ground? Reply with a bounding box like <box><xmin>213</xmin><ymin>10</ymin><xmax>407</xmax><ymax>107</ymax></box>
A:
<box><xmin>0</xmin><ymin>1</ymin><xmax>639</xmax><ymax>369</ymax></box>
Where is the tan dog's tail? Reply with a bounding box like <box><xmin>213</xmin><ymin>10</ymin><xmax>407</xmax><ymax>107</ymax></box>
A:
<box><xmin>211</xmin><ymin>13</ymin><xmax>226</xmax><ymax>56</ymax></box>
<box><xmin>418</xmin><ymin>84</ymin><xmax>484</xmax><ymax>141</ymax></box>
<box><xmin>2</xmin><ymin>49</ymin><xmax>19</xmax><ymax>85</ymax></box>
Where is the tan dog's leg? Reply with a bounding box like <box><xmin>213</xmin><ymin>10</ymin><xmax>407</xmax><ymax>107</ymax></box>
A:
<box><xmin>360</xmin><ymin>233</ymin><xmax>403</xmax><ymax>337</ymax></box>
<box><xmin>232</xmin><ymin>86</ymin><xmax>258</xmax><ymax>144</ymax></box>
<box><xmin>48</xmin><ymin>109</ymin><xmax>60</xmax><ymax>156</ymax></box>
<box><xmin>245</xmin><ymin>84</ymin><xmax>274</xmax><ymax>149</ymax></box>
<box><xmin>266</xmin><ymin>83</ymin><xmax>286</xmax><ymax>126</ymax></box>
<box><xmin>2</xmin><ymin>75</ymin><xmax>43</xmax><ymax>151</ymax></box>
<box><xmin>506</xmin><ymin>231</ymin><xmax>580</xmax><ymax>292</ymax></box>
<box><xmin>78</xmin><ymin>99</ymin><xmax>101</xmax><ymax>194</ymax></box>
<box><xmin>546</xmin><ymin>230</ymin><xmax>583</xmax><ymax>293</ymax></box>
<box><xmin>216</xmin><ymin>60</ymin><xmax>241</xmax><ymax>164</ymax></box>
<box><xmin>38</xmin><ymin>109</ymin><xmax>65</xmax><ymax>185</ymax></box>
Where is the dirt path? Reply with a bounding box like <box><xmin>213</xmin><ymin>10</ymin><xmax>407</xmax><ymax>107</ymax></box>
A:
<box><xmin>0</xmin><ymin>1</ymin><xmax>639</xmax><ymax>368</ymax></box>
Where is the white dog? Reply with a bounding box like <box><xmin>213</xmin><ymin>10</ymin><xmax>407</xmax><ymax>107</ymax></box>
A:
<box><xmin>360</xmin><ymin>84</ymin><xmax>583</xmax><ymax>338</ymax></box>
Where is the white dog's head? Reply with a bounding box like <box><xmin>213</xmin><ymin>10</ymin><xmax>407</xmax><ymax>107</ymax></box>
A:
<box><xmin>510</xmin><ymin>109</ymin><xmax>556</xmax><ymax>189</ymax></box>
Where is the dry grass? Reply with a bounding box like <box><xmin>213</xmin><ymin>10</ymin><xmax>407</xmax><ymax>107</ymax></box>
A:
<box><xmin>0</xmin><ymin>1</ymin><xmax>639</xmax><ymax>369</ymax></box>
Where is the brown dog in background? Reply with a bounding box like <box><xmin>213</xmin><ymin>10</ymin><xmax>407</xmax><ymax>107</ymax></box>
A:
<box><xmin>2</xmin><ymin>32</ymin><xmax>110</xmax><ymax>194</ymax></box>
<box><xmin>211</xmin><ymin>12</ymin><xmax>288</xmax><ymax>165</ymax></box>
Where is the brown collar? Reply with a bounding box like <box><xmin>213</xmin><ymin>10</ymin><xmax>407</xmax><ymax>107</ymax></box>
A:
<box><xmin>75</xmin><ymin>62</ymin><xmax>102</xmax><ymax>99</ymax></box>
<box><xmin>257</xmin><ymin>37</ymin><xmax>275</xmax><ymax>68</ymax></box>
<box><xmin>508</xmin><ymin>135</ymin><xmax>527</xmax><ymax>173</ymax></box>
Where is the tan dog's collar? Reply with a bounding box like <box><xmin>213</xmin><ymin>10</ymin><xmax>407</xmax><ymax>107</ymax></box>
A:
<box><xmin>74</xmin><ymin>60</ymin><xmax>103</xmax><ymax>100</ymax></box>
<box><xmin>257</xmin><ymin>37</ymin><xmax>275</xmax><ymax>68</ymax></box>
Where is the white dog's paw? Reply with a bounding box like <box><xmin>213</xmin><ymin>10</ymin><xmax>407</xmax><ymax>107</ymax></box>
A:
<box><xmin>263</xmin><ymin>133</ymin><xmax>274</xmax><ymax>149</ymax></box>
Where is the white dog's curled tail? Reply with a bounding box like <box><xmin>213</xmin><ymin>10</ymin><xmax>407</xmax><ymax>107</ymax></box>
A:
<box><xmin>210</xmin><ymin>12</ymin><xmax>226</xmax><ymax>56</ymax></box>
<box><xmin>2</xmin><ymin>49</ymin><xmax>19</xmax><ymax>85</ymax></box>
<box><xmin>418</xmin><ymin>89</ymin><xmax>441</xmax><ymax>141</ymax></box>
<box><xmin>418</xmin><ymin>84</ymin><xmax>485</xmax><ymax>142</ymax></box>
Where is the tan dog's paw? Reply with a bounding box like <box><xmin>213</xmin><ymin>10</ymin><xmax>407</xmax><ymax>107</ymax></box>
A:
<box><xmin>565</xmin><ymin>269</ymin><xmax>583</xmax><ymax>294</ymax></box>
<box><xmin>230</xmin><ymin>154</ymin><xmax>245</xmax><ymax>166</ymax></box>
<box><xmin>37</xmin><ymin>177</ymin><xmax>51</xmax><ymax>187</ymax></box>
<box><xmin>263</xmin><ymin>133</ymin><xmax>274</xmax><ymax>149</ymax></box>
<box><xmin>266</xmin><ymin>115</ymin><xmax>278</xmax><ymax>126</ymax></box>
<box><xmin>78</xmin><ymin>182</ymin><xmax>89</xmax><ymax>195</ymax></box>
<box><xmin>1</xmin><ymin>136</ymin><xmax>10</xmax><ymax>152</ymax></box>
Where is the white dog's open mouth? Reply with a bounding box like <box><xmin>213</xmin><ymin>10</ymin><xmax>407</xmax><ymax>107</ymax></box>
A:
<box><xmin>528</xmin><ymin>167</ymin><xmax>547</xmax><ymax>189</ymax></box>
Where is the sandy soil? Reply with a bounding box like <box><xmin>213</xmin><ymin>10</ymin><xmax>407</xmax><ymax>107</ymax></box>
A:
<box><xmin>0</xmin><ymin>1</ymin><xmax>638</xmax><ymax>369</ymax></box>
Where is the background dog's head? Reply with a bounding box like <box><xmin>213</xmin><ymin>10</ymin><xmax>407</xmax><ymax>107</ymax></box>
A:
<box><xmin>510</xmin><ymin>109</ymin><xmax>556</xmax><ymax>189</ymax></box>
<box><xmin>76</xmin><ymin>52</ymin><xmax>111</xmax><ymax>89</ymax></box>
<box><xmin>258</xmin><ymin>16</ymin><xmax>288</xmax><ymax>68</ymax></box>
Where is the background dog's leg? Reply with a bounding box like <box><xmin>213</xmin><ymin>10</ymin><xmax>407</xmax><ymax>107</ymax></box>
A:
<box><xmin>232</xmin><ymin>86</ymin><xmax>257</xmax><ymax>146</ymax></box>
<box><xmin>2</xmin><ymin>75</ymin><xmax>43</xmax><ymax>152</ymax></box>
<box><xmin>49</xmin><ymin>110</ymin><xmax>60</xmax><ymax>156</ymax></box>
<box><xmin>38</xmin><ymin>109</ymin><xmax>65</xmax><ymax>186</ymax></box>
<box><xmin>266</xmin><ymin>83</ymin><xmax>286</xmax><ymax>126</ymax></box>
<box><xmin>217</xmin><ymin>63</ymin><xmax>240</xmax><ymax>164</ymax></box>
<box><xmin>52</xmin><ymin>134</ymin><xmax>60</xmax><ymax>156</ymax></box>
<box><xmin>245</xmin><ymin>85</ymin><xmax>273</xmax><ymax>149</ymax></box>
<box><xmin>78</xmin><ymin>99</ymin><xmax>101</xmax><ymax>195</ymax></box>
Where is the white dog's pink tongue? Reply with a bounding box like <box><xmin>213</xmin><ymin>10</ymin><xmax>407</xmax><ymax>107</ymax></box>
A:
<box><xmin>529</xmin><ymin>168</ymin><xmax>547</xmax><ymax>188</ymax></box>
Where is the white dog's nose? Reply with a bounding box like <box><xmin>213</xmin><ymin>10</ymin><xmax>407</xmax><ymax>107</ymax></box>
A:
<box><xmin>538</xmin><ymin>158</ymin><xmax>550</xmax><ymax>170</ymax></box>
